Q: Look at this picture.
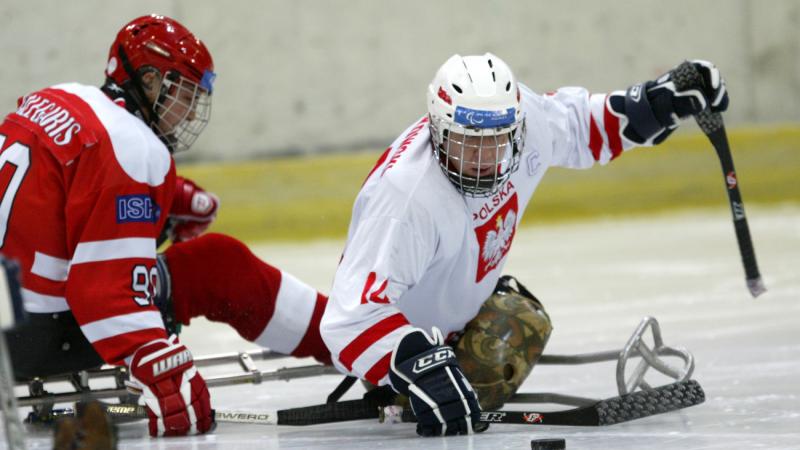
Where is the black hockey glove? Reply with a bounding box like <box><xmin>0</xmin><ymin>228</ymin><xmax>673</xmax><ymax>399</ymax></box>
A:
<box><xmin>389</xmin><ymin>327</ymin><xmax>483</xmax><ymax>437</ymax></box>
<box><xmin>611</xmin><ymin>59</ymin><xmax>729</xmax><ymax>145</ymax></box>
<box><xmin>648</xmin><ymin>59</ymin><xmax>728</xmax><ymax>126</ymax></box>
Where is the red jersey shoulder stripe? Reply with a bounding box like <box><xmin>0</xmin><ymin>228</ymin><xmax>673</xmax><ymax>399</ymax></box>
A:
<box><xmin>363</xmin><ymin>147</ymin><xmax>392</xmax><ymax>186</ymax></box>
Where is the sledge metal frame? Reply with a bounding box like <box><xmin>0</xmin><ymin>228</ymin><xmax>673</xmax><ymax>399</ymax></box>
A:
<box><xmin>16</xmin><ymin>316</ymin><xmax>693</xmax><ymax>414</ymax></box>
<box><xmin>1</xmin><ymin>256</ymin><xmax>26</xmax><ymax>450</ymax></box>
<box><xmin>17</xmin><ymin>352</ymin><xmax>338</xmax><ymax>409</ymax></box>
<box><xmin>0</xmin><ymin>328</ymin><xmax>24</xmax><ymax>449</ymax></box>
<box><xmin>512</xmin><ymin>316</ymin><xmax>695</xmax><ymax>407</ymax></box>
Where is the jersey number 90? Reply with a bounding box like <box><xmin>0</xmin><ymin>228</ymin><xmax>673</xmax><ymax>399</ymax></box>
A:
<box><xmin>131</xmin><ymin>264</ymin><xmax>159</xmax><ymax>307</ymax></box>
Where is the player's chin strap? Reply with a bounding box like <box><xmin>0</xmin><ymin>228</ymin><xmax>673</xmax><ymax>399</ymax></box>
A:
<box><xmin>115</xmin><ymin>45</ymin><xmax>159</xmax><ymax>130</ymax></box>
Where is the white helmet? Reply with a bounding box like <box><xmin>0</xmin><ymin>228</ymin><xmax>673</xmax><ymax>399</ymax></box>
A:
<box><xmin>427</xmin><ymin>53</ymin><xmax>525</xmax><ymax>197</ymax></box>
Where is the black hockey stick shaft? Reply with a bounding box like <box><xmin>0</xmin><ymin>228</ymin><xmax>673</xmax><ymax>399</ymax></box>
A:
<box><xmin>671</xmin><ymin>62</ymin><xmax>766</xmax><ymax>298</ymax></box>
<box><xmin>278</xmin><ymin>379</ymin><xmax>705</xmax><ymax>427</ymax></box>
<box><xmin>95</xmin><ymin>379</ymin><xmax>705</xmax><ymax>427</ymax></box>
<box><xmin>702</xmin><ymin>120</ymin><xmax>763</xmax><ymax>283</ymax></box>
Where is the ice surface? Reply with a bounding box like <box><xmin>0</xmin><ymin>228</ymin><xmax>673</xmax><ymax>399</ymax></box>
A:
<box><xmin>4</xmin><ymin>206</ymin><xmax>799</xmax><ymax>449</ymax></box>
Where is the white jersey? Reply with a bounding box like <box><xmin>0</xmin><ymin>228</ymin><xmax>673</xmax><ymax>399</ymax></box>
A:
<box><xmin>320</xmin><ymin>84</ymin><xmax>641</xmax><ymax>385</ymax></box>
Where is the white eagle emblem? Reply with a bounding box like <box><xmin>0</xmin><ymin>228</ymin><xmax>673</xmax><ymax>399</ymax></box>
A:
<box><xmin>481</xmin><ymin>210</ymin><xmax>517</xmax><ymax>268</ymax></box>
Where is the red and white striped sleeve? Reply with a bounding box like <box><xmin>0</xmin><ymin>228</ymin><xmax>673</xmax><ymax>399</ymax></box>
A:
<box><xmin>66</xmin><ymin>172</ymin><xmax>174</xmax><ymax>365</ymax></box>
<box><xmin>538</xmin><ymin>86</ymin><xmax>639</xmax><ymax>169</ymax></box>
<box><xmin>52</xmin><ymin>84</ymin><xmax>176</xmax><ymax>366</ymax></box>
<box><xmin>321</xmin><ymin>214</ymin><xmax>434</xmax><ymax>386</ymax></box>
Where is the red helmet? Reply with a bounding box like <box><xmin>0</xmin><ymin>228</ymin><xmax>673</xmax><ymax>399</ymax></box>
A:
<box><xmin>106</xmin><ymin>15</ymin><xmax>216</xmax><ymax>152</ymax></box>
<box><xmin>106</xmin><ymin>14</ymin><xmax>214</xmax><ymax>93</ymax></box>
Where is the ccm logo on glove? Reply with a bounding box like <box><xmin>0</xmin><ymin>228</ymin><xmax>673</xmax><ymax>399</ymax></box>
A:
<box><xmin>413</xmin><ymin>347</ymin><xmax>456</xmax><ymax>374</ymax></box>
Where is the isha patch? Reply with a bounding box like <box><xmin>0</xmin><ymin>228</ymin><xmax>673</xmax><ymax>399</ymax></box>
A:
<box><xmin>116</xmin><ymin>194</ymin><xmax>160</xmax><ymax>223</ymax></box>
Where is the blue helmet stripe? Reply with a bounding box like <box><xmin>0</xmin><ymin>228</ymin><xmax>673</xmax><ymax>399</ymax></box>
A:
<box><xmin>453</xmin><ymin>106</ymin><xmax>515</xmax><ymax>128</ymax></box>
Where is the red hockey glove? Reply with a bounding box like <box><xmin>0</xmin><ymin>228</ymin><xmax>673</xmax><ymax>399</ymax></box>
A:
<box><xmin>168</xmin><ymin>176</ymin><xmax>219</xmax><ymax>243</ymax></box>
<box><xmin>126</xmin><ymin>335</ymin><xmax>214</xmax><ymax>437</ymax></box>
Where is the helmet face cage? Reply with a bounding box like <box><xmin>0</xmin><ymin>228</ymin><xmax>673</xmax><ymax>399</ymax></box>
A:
<box><xmin>151</xmin><ymin>71</ymin><xmax>212</xmax><ymax>153</ymax></box>
<box><xmin>430</xmin><ymin>114</ymin><xmax>525</xmax><ymax>197</ymax></box>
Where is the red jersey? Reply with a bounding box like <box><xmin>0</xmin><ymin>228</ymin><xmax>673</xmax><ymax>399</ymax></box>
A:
<box><xmin>0</xmin><ymin>83</ymin><xmax>174</xmax><ymax>365</ymax></box>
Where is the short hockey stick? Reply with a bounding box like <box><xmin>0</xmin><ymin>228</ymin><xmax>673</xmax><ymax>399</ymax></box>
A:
<box><xmin>672</xmin><ymin>62</ymin><xmax>766</xmax><ymax>298</ymax></box>
<box><xmin>278</xmin><ymin>379</ymin><xmax>705</xmax><ymax>427</ymax></box>
<box><xmin>97</xmin><ymin>379</ymin><xmax>704</xmax><ymax>427</ymax></box>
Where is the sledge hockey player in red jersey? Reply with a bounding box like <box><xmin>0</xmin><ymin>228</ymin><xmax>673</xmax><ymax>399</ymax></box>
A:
<box><xmin>0</xmin><ymin>14</ymin><xmax>328</xmax><ymax>438</ymax></box>
<box><xmin>319</xmin><ymin>53</ymin><xmax>728</xmax><ymax>436</ymax></box>
<box><xmin>0</xmin><ymin>14</ymin><xmax>217</xmax><ymax>437</ymax></box>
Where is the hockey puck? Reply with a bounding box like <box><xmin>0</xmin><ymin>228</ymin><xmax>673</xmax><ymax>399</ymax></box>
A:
<box><xmin>531</xmin><ymin>438</ymin><xmax>566</xmax><ymax>450</ymax></box>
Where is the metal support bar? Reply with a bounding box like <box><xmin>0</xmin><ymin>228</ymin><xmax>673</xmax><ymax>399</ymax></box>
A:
<box><xmin>536</xmin><ymin>317</ymin><xmax>694</xmax><ymax>397</ymax></box>
<box><xmin>617</xmin><ymin>316</ymin><xmax>694</xmax><ymax>395</ymax></box>
<box><xmin>539</xmin><ymin>350</ymin><xmax>622</xmax><ymax>365</ymax></box>
<box><xmin>0</xmin><ymin>331</ymin><xmax>25</xmax><ymax>450</ymax></box>
<box><xmin>19</xmin><ymin>348</ymin><xmax>285</xmax><ymax>386</ymax></box>
<box><xmin>18</xmin><ymin>363</ymin><xmax>339</xmax><ymax>408</ymax></box>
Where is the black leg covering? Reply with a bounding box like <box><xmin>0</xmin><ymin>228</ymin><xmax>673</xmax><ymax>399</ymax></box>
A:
<box><xmin>4</xmin><ymin>312</ymin><xmax>104</xmax><ymax>380</ymax></box>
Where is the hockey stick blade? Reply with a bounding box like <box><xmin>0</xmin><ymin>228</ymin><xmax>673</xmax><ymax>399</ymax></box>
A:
<box><xmin>671</xmin><ymin>62</ymin><xmax>766</xmax><ymax>298</ymax></box>
<box><xmin>479</xmin><ymin>379</ymin><xmax>705</xmax><ymax>426</ymax></box>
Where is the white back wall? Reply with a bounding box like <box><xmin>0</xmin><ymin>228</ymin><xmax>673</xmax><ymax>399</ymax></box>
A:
<box><xmin>1</xmin><ymin>0</ymin><xmax>798</xmax><ymax>161</ymax></box>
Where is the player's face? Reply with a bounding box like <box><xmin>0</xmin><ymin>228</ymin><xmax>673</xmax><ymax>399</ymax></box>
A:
<box><xmin>157</xmin><ymin>82</ymin><xmax>202</xmax><ymax>132</ymax></box>
<box><xmin>140</xmin><ymin>71</ymin><xmax>213</xmax><ymax>152</ymax></box>
<box><xmin>445</xmin><ymin>132</ymin><xmax>510</xmax><ymax>177</ymax></box>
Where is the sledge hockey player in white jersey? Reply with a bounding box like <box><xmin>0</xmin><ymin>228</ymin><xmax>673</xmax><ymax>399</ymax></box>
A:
<box><xmin>320</xmin><ymin>53</ymin><xmax>728</xmax><ymax>436</ymax></box>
